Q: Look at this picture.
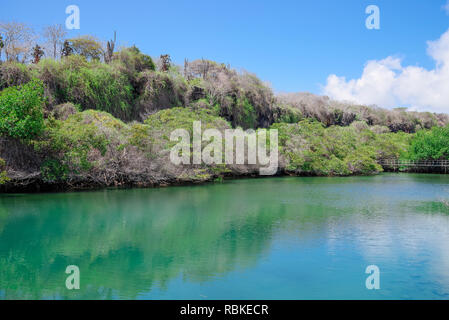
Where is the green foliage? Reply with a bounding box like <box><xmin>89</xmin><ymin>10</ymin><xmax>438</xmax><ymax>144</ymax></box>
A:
<box><xmin>0</xmin><ymin>171</ymin><xmax>8</xmax><ymax>184</ymax></box>
<box><xmin>57</xmin><ymin>59</ymin><xmax>134</xmax><ymax>119</ymax></box>
<box><xmin>113</xmin><ymin>46</ymin><xmax>156</xmax><ymax>76</ymax></box>
<box><xmin>40</xmin><ymin>158</ymin><xmax>68</xmax><ymax>182</ymax></box>
<box><xmin>235</xmin><ymin>97</ymin><xmax>257</xmax><ymax>129</ymax></box>
<box><xmin>272</xmin><ymin>119</ymin><xmax>390</xmax><ymax>176</ymax></box>
<box><xmin>345</xmin><ymin>148</ymin><xmax>382</xmax><ymax>175</ymax></box>
<box><xmin>0</xmin><ymin>158</ymin><xmax>10</xmax><ymax>185</ymax></box>
<box><xmin>145</xmin><ymin>107</ymin><xmax>230</xmax><ymax>134</ymax></box>
<box><xmin>30</xmin><ymin>55</ymin><xmax>135</xmax><ymax>120</ymax></box>
<box><xmin>0</xmin><ymin>79</ymin><xmax>44</xmax><ymax>139</ymax></box>
<box><xmin>67</xmin><ymin>35</ymin><xmax>103</xmax><ymax>61</ymax></box>
<box><xmin>277</xmin><ymin>106</ymin><xmax>302</xmax><ymax>124</ymax></box>
<box><xmin>408</xmin><ymin>125</ymin><xmax>449</xmax><ymax>160</ymax></box>
<box><xmin>0</xmin><ymin>61</ymin><xmax>32</xmax><ymax>89</ymax></box>
<box><xmin>1</xmin><ymin>48</ymin><xmax>447</xmax><ymax>184</ymax></box>
<box><xmin>38</xmin><ymin>111</ymin><xmax>110</xmax><ymax>173</ymax></box>
<box><xmin>135</xmin><ymin>70</ymin><xmax>188</xmax><ymax>120</ymax></box>
<box><xmin>369</xmin><ymin>131</ymin><xmax>411</xmax><ymax>160</ymax></box>
<box><xmin>144</xmin><ymin>107</ymin><xmax>231</xmax><ymax>155</ymax></box>
<box><xmin>127</xmin><ymin>123</ymin><xmax>152</xmax><ymax>151</ymax></box>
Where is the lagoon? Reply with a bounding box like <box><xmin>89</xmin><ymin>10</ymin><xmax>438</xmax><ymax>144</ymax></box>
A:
<box><xmin>1</xmin><ymin>173</ymin><xmax>449</xmax><ymax>300</ymax></box>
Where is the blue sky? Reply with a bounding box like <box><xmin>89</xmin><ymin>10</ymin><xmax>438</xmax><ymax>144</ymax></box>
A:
<box><xmin>2</xmin><ymin>0</ymin><xmax>449</xmax><ymax>100</ymax></box>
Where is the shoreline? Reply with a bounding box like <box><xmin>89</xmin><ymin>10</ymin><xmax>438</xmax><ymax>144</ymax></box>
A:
<box><xmin>1</xmin><ymin>168</ymin><xmax>447</xmax><ymax>194</ymax></box>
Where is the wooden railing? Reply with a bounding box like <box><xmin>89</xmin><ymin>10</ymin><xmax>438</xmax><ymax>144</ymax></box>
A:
<box><xmin>379</xmin><ymin>159</ymin><xmax>449</xmax><ymax>168</ymax></box>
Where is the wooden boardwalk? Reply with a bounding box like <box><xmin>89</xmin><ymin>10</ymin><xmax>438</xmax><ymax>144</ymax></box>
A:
<box><xmin>379</xmin><ymin>159</ymin><xmax>449</xmax><ymax>173</ymax></box>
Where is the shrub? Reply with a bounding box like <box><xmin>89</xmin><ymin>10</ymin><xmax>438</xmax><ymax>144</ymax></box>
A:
<box><xmin>40</xmin><ymin>158</ymin><xmax>68</xmax><ymax>182</ymax></box>
<box><xmin>0</xmin><ymin>158</ymin><xmax>10</xmax><ymax>184</ymax></box>
<box><xmin>274</xmin><ymin>104</ymin><xmax>302</xmax><ymax>124</ymax></box>
<box><xmin>272</xmin><ymin>119</ymin><xmax>393</xmax><ymax>176</ymax></box>
<box><xmin>186</xmin><ymin>60</ymin><xmax>274</xmax><ymax>129</ymax></box>
<box><xmin>369</xmin><ymin>131</ymin><xmax>411</xmax><ymax>161</ymax></box>
<box><xmin>126</xmin><ymin>123</ymin><xmax>152</xmax><ymax>151</ymax></box>
<box><xmin>30</xmin><ymin>56</ymin><xmax>135</xmax><ymax>120</ymax></box>
<box><xmin>275</xmin><ymin>92</ymin><xmax>448</xmax><ymax>132</ymax></box>
<box><xmin>408</xmin><ymin>126</ymin><xmax>449</xmax><ymax>160</ymax></box>
<box><xmin>0</xmin><ymin>61</ymin><xmax>32</xmax><ymax>89</ymax></box>
<box><xmin>344</xmin><ymin>149</ymin><xmax>382</xmax><ymax>175</ymax></box>
<box><xmin>145</xmin><ymin>107</ymin><xmax>230</xmax><ymax>134</ymax></box>
<box><xmin>59</xmin><ymin>61</ymin><xmax>134</xmax><ymax>119</ymax></box>
<box><xmin>51</xmin><ymin>102</ymin><xmax>79</xmax><ymax>120</ymax></box>
<box><xmin>39</xmin><ymin>111</ymin><xmax>110</xmax><ymax>173</ymax></box>
<box><xmin>0</xmin><ymin>79</ymin><xmax>45</xmax><ymax>140</ymax></box>
<box><xmin>135</xmin><ymin>71</ymin><xmax>188</xmax><ymax>120</ymax></box>
<box><xmin>235</xmin><ymin>97</ymin><xmax>257</xmax><ymax>129</ymax></box>
<box><xmin>113</xmin><ymin>46</ymin><xmax>156</xmax><ymax>75</ymax></box>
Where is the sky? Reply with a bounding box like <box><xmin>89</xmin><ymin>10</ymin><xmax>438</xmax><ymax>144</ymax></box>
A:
<box><xmin>2</xmin><ymin>0</ymin><xmax>449</xmax><ymax>112</ymax></box>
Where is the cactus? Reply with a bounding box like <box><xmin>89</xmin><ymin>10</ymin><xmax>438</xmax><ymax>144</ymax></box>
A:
<box><xmin>105</xmin><ymin>31</ymin><xmax>116</xmax><ymax>64</ymax></box>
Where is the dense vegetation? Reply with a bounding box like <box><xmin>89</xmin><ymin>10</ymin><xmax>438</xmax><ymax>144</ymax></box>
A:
<box><xmin>0</xmin><ymin>78</ymin><xmax>44</xmax><ymax>139</ymax></box>
<box><xmin>1</xmin><ymin>22</ymin><xmax>449</xmax><ymax>191</ymax></box>
<box><xmin>273</xmin><ymin>120</ymin><xmax>411</xmax><ymax>176</ymax></box>
<box><xmin>409</xmin><ymin>125</ymin><xmax>449</xmax><ymax>161</ymax></box>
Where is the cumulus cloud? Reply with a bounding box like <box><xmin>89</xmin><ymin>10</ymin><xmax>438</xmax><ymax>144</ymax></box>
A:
<box><xmin>323</xmin><ymin>28</ymin><xmax>449</xmax><ymax>113</ymax></box>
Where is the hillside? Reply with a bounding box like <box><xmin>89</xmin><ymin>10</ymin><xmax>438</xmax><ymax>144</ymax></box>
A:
<box><xmin>1</xmin><ymin>44</ymin><xmax>449</xmax><ymax>192</ymax></box>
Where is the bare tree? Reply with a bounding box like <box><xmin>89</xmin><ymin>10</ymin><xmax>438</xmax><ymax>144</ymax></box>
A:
<box><xmin>0</xmin><ymin>21</ymin><xmax>35</xmax><ymax>62</ymax></box>
<box><xmin>43</xmin><ymin>24</ymin><xmax>66</xmax><ymax>59</ymax></box>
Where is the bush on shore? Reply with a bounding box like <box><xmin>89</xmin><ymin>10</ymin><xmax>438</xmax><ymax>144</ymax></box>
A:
<box><xmin>272</xmin><ymin>119</ymin><xmax>409</xmax><ymax>176</ymax></box>
<box><xmin>0</xmin><ymin>158</ymin><xmax>9</xmax><ymax>184</ymax></box>
<box><xmin>0</xmin><ymin>79</ymin><xmax>45</xmax><ymax>140</ymax></box>
<box><xmin>408</xmin><ymin>125</ymin><xmax>449</xmax><ymax>161</ymax></box>
<box><xmin>1</xmin><ymin>45</ymin><xmax>449</xmax><ymax>188</ymax></box>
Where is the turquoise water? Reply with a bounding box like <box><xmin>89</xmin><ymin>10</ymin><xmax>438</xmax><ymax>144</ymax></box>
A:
<box><xmin>1</xmin><ymin>173</ymin><xmax>449</xmax><ymax>300</ymax></box>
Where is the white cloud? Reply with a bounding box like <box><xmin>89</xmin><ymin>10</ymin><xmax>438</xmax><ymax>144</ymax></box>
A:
<box><xmin>323</xmin><ymin>28</ymin><xmax>449</xmax><ymax>113</ymax></box>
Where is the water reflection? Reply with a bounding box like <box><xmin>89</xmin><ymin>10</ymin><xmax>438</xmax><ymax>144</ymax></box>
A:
<box><xmin>0</xmin><ymin>174</ymin><xmax>449</xmax><ymax>299</ymax></box>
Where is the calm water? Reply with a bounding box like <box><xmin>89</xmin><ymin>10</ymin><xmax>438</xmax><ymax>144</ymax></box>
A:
<box><xmin>1</xmin><ymin>173</ymin><xmax>449</xmax><ymax>300</ymax></box>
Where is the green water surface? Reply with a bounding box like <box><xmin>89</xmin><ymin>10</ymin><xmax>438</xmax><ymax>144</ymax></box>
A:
<box><xmin>1</xmin><ymin>173</ymin><xmax>449</xmax><ymax>299</ymax></box>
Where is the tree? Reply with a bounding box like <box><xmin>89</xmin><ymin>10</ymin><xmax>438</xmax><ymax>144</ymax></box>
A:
<box><xmin>0</xmin><ymin>21</ymin><xmax>34</xmax><ymax>62</ymax></box>
<box><xmin>409</xmin><ymin>126</ymin><xmax>449</xmax><ymax>160</ymax></box>
<box><xmin>61</xmin><ymin>40</ymin><xmax>73</xmax><ymax>57</ymax></box>
<box><xmin>67</xmin><ymin>35</ymin><xmax>103</xmax><ymax>61</ymax></box>
<box><xmin>43</xmin><ymin>24</ymin><xmax>66</xmax><ymax>59</ymax></box>
<box><xmin>160</xmin><ymin>54</ymin><xmax>171</xmax><ymax>72</ymax></box>
<box><xmin>32</xmin><ymin>44</ymin><xmax>44</xmax><ymax>64</ymax></box>
<box><xmin>104</xmin><ymin>31</ymin><xmax>116</xmax><ymax>64</ymax></box>
<box><xmin>114</xmin><ymin>46</ymin><xmax>155</xmax><ymax>73</ymax></box>
<box><xmin>0</xmin><ymin>79</ymin><xmax>45</xmax><ymax>140</ymax></box>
